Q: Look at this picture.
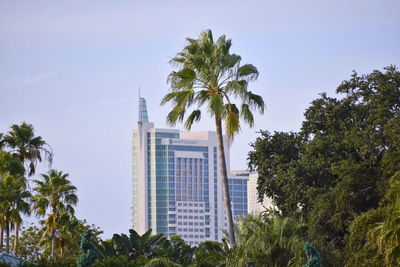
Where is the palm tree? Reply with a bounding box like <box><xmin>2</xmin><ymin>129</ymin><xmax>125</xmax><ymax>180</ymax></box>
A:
<box><xmin>58</xmin><ymin>213</ymin><xmax>81</xmax><ymax>258</ymax></box>
<box><xmin>368</xmin><ymin>171</ymin><xmax>400</xmax><ymax>266</ymax></box>
<box><xmin>0</xmin><ymin>151</ymin><xmax>27</xmax><ymax>253</ymax></box>
<box><xmin>193</xmin><ymin>240</ymin><xmax>228</xmax><ymax>267</ymax></box>
<box><xmin>232</xmin><ymin>214</ymin><xmax>306</xmax><ymax>266</ymax></box>
<box><xmin>161</xmin><ymin>30</ymin><xmax>264</xmax><ymax>247</ymax></box>
<box><xmin>144</xmin><ymin>257</ymin><xmax>182</xmax><ymax>267</ymax></box>
<box><xmin>32</xmin><ymin>169</ymin><xmax>78</xmax><ymax>259</ymax></box>
<box><xmin>0</xmin><ymin>174</ymin><xmax>31</xmax><ymax>254</ymax></box>
<box><xmin>159</xmin><ymin>235</ymin><xmax>195</xmax><ymax>266</ymax></box>
<box><xmin>3</xmin><ymin>122</ymin><xmax>53</xmax><ymax>177</ymax></box>
<box><xmin>112</xmin><ymin>229</ymin><xmax>166</xmax><ymax>260</ymax></box>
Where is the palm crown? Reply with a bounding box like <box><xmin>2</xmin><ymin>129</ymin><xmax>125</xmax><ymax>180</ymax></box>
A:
<box><xmin>33</xmin><ymin>169</ymin><xmax>78</xmax><ymax>217</ymax></box>
<box><xmin>3</xmin><ymin>122</ymin><xmax>53</xmax><ymax>176</ymax></box>
<box><xmin>161</xmin><ymin>29</ymin><xmax>264</xmax><ymax>137</ymax></box>
<box><xmin>32</xmin><ymin>169</ymin><xmax>78</xmax><ymax>259</ymax></box>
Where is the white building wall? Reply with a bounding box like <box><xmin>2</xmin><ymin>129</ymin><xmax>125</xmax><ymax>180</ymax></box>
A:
<box><xmin>247</xmin><ymin>173</ymin><xmax>274</xmax><ymax>214</ymax></box>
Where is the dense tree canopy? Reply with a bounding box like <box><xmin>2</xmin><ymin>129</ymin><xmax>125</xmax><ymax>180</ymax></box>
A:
<box><xmin>248</xmin><ymin>66</ymin><xmax>400</xmax><ymax>264</ymax></box>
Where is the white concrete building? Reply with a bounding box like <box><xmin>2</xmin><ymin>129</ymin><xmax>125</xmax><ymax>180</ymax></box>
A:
<box><xmin>247</xmin><ymin>173</ymin><xmax>274</xmax><ymax>214</ymax></box>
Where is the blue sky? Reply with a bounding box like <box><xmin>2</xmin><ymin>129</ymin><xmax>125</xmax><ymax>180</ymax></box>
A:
<box><xmin>1</xmin><ymin>0</ymin><xmax>399</xmax><ymax>237</ymax></box>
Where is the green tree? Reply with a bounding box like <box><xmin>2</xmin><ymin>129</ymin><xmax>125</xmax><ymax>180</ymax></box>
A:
<box><xmin>0</xmin><ymin>150</ymin><xmax>26</xmax><ymax>251</ymax></box>
<box><xmin>158</xmin><ymin>235</ymin><xmax>195</xmax><ymax>266</ymax></box>
<box><xmin>32</xmin><ymin>169</ymin><xmax>78</xmax><ymax>260</ymax></box>
<box><xmin>368</xmin><ymin>172</ymin><xmax>400</xmax><ymax>266</ymax></box>
<box><xmin>248</xmin><ymin>66</ymin><xmax>400</xmax><ymax>262</ymax></box>
<box><xmin>144</xmin><ymin>257</ymin><xmax>182</xmax><ymax>267</ymax></box>
<box><xmin>2</xmin><ymin>122</ymin><xmax>53</xmax><ymax>177</ymax></box>
<box><xmin>0</xmin><ymin>174</ymin><xmax>31</xmax><ymax>254</ymax></box>
<box><xmin>9</xmin><ymin>224</ymin><xmax>44</xmax><ymax>261</ymax></box>
<box><xmin>107</xmin><ymin>229</ymin><xmax>165</xmax><ymax>261</ymax></box>
<box><xmin>161</xmin><ymin>30</ymin><xmax>264</xmax><ymax>247</ymax></box>
<box><xmin>193</xmin><ymin>240</ymin><xmax>228</xmax><ymax>267</ymax></box>
<box><xmin>232</xmin><ymin>214</ymin><xmax>306</xmax><ymax>266</ymax></box>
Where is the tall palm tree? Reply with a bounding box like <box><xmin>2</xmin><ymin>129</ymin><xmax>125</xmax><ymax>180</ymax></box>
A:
<box><xmin>32</xmin><ymin>169</ymin><xmax>78</xmax><ymax>259</ymax></box>
<box><xmin>0</xmin><ymin>174</ymin><xmax>31</xmax><ymax>254</ymax></box>
<box><xmin>3</xmin><ymin>122</ymin><xmax>53</xmax><ymax>177</ymax></box>
<box><xmin>161</xmin><ymin>30</ymin><xmax>264</xmax><ymax>247</ymax></box>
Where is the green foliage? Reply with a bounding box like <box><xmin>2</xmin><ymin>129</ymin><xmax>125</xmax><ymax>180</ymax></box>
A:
<box><xmin>367</xmin><ymin>172</ymin><xmax>400</xmax><ymax>266</ymax></box>
<box><xmin>32</xmin><ymin>169</ymin><xmax>78</xmax><ymax>259</ymax></box>
<box><xmin>193</xmin><ymin>240</ymin><xmax>226</xmax><ymax>267</ymax></box>
<box><xmin>2</xmin><ymin>122</ymin><xmax>53</xmax><ymax>176</ymax></box>
<box><xmin>144</xmin><ymin>257</ymin><xmax>182</xmax><ymax>267</ymax></box>
<box><xmin>231</xmin><ymin>214</ymin><xmax>306</xmax><ymax>266</ymax></box>
<box><xmin>303</xmin><ymin>243</ymin><xmax>321</xmax><ymax>267</ymax></box>
<box><xmin>92</xmin><ymin>256</ymin><xmax>138</xmax><ymax>267</ymax></box>
<box><xmin>9</xmin><ymin>224</ymin><xmax>44</xmax><ymax>261</ymax></box>
<box><xmin>77</xmin><ymin>230</ymin><xmax>98</xmax><ymax>267</ymax></box>
<box><xmin>345</xmin><ymin>208</ymin><xmax>384</xmax><ymax>266</ymax></box>
<box><xmin>157</xmin><ymin>235</ymin><xmax>195</xmax><ymax>266</ymax></box>
<box><xmin>18</xmin><ymin>258</ymin><xmax>77</xmax><ymax>267</ymax></box>
<box><xmin>248</xmin><ymin>66</ymin><xmax>400</xmax><ymax>264</ymax></box>
<box><xmin>228</xmin><ymin>214</ymin><xmax>340</xmax><ymax>267</ymax></box>
<box><xmin>95</xmin><ymin>228</ymin><xmax>166</xmax><ymax>262</ymax></box>
<box><xmin>162</xmin><ymin>29</ymin><xmax>264</xmax><ymax>138</ymax></box>
<box><xmin>0</xmin><ymin>173</ymin><xmax>31</xmax><ymax>254</ymax></box>
<box><xmin>0</xmin><ymin>150</ymin><xmax>25</xmax><ymax>177</ymax></box>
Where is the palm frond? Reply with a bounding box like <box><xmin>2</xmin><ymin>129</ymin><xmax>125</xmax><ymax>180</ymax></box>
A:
<box><xmin>225</xmin><ymin>110</ymin><xmax>240</xmax><ymax>137</ymax></box>
<box><xmin>238</xmin><ymin>64</ymin><xmax>259</xmax><ymax>81</ymax></box>
<box><xmin>240</xmin><ymin>104</ymin><xmax>255</xmax><ymax>127</ymax></box>
<box><xmin>246</xmin><ymin>92</ymin><xmax>265</xmax><ymax>114</ymax></box>
<box><xmin>208</xmin><ymin>94</ymin><xmax>224</xmax><ymax>115</ymax></box>
<box><xmin>184</xmin><ymin>110</ymin><xmax>202</xmax><ymax>130</ymax></box>
<box><xmin>166</xmin><ymin>105</ymin><xmax>186</xmax><ymax>126</ymax></box>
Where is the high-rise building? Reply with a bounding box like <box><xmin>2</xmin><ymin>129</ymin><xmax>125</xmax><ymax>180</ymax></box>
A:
<box><xmin>247</xmin><ymin>173</ymin><xmax>274</xmax><ymax>214</ymax></box>
<box><xmin>132</xmin><ymin>97</ymin><xmax>248</xmax><ymax>245</ymax></box>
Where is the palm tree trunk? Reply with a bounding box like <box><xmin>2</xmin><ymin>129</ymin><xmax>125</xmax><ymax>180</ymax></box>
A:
<box><xmin>51</xmin><ymin>229</ymin><xmax>57</xmax><ymax>260</ymax></box>
<box><xmin>5</xmin><ymin>220</ymin><xmax>10</xmax><ymax>254</ymax></box>
<box><xmin>215</xmin><ymin>116</ymin><xmax>236</xmax><ymax>247</ymax></box>
<box><xmin>52</xmin><ymin>229</ymin><xmax>56</xmax><ymax>259</ymax></box>
<box><xmin>14</xmin><ymin>224</ymin><xmax>19</xmax><ymax>255</ymax></box>
<box><xmin>60</xmin><ymin>238</ymin><xmax>65</xmax><ymax>258</ymax></box>
<box><xmin>0</xmin><ymin>226</ymin><xmax>3</xmax><ymax>251</ymax></box>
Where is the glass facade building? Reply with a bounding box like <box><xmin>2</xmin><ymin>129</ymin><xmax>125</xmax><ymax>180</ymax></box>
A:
<box><xmin>132</xmin><ymin>98</ymin><xmax>249</xmax><ymax>244</ymax></box>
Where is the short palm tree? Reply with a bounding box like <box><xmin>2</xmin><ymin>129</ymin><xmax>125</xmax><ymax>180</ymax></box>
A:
<box><xmin>112</xmin><ymin>229</ymin><xmax>166</xmax><ymax>260</ymax></box>
<box><xmin>368</xmin><ymin>172</ymin><xmax>400</xmax><ymax>266</ymax></box>
<box><xmin>233</xmin><ymin>214</ymin><xmax>306</xmax><ymax>267</ymax></box>
<box><xmin>0</xmin><ymin>174</ymin><xmax>31</xmax><ymax>254</ymax></box>
<box><xmin>0</xmin><ymin>151</ymin><xmax>28</xmax><ymax>254</ymax></box>
<box><xmin>32</xmin><ymin>169</ymin><xmax>78</xmax><ymax>259</ymax></box>
<box><xmin>161</xmin><ymin>30</ymin><xmax>264</xmax><ymax>247</ymax></box>
<box><xmin>58</xmin><ymin>213</ymin><xmax>82</xmax><ymax>258</ymax></box>
<box><xmin>3</xmin><ymin>122</ymin><xmax>53</xmax><ymax>176</ymax></box>
<box><xmin>193</xmin><ymin>240</ymin><xmax>229</xmax><ymax>267</ymax></box>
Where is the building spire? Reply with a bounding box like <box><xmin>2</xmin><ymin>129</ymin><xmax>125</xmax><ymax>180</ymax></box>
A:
<box><xmin>138</xmin><ymin>94</ymin><xmax>149</xmax><ymax>124</ymax></box>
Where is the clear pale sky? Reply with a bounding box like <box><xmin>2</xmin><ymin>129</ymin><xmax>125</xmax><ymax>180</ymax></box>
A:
<box><xmin>1</xmin><ymin>0</ymin><xmax>399</xmax><ymax>238</ymax></box>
